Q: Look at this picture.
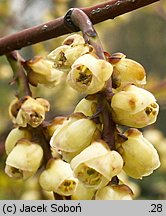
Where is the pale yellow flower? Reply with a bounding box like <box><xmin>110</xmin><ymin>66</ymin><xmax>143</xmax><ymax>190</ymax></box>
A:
<box><xmin>111</xmin><ymin>85</ymin><xmax>159</xmax><ymax>128</ymax></box>
<box><xmin>27</xmin><ymin>56</ymin><xmax>65</xmax><ymax>87</ymax></box>
<box><xmin>67</xmin><ymin>54</ymin><xmax>113</xmax><ymax>94</ymax></box>
<box><xmin>71</xmin><ymin>140</ymin><xmax>123</xmax><ymax>189</ymax></box>
<box><xmin>48</xmin><ymin>34</ymin><xmax>93</xmax><ymax>73</ymax></box>
<box><xmin>39</xmin><ymin>159</ymin><xmax>78</xmax><ymax>196</ymax></box>
<box><xmin>5</xmin><ymin>139</ymin><xmax>43</xmax><ymax>180</ymax></box>
<box><xmin>9</xmin><ymin>96</ymin><xmax>50</xmax><ymax>128</ymax></box>
<box><xmin>116</xmin><ymin>128</ymin><xmax>160</xmax><ymax>179</ymax></box>
<box><xmin>50</xmin><ymin>114</ymin><xmax>100</xmax><ymax>159</ymax></box>
<box><xmin>112</xmin><ymin>54</ymin><xmax>146</xmax><ymax>90</ymax></box>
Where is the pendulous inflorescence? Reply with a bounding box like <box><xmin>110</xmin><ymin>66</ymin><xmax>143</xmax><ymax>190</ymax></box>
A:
<box><xmin>4</xmin><ymin>34</ymin><xmax>160</xmax><ymax>200</ymax></box>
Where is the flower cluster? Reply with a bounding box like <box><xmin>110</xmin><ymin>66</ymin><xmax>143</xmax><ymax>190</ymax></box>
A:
<box><xmin>5</xmin><ymin>96</ymin><xmax>50</xmax><ymax>180</ymax></box>
<box><xmin>26</xmin><ymin>34</ymin><xmax>113</xmax><ymax>94</ymax></box>
<box><xmin>5</xmin><ymin>34</ymin><xmax>160</xmax><ymax>200</ymax></box>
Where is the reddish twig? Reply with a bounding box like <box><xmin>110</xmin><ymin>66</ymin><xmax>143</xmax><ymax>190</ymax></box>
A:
<box><xmin>0</xmin><ymin>0</ymin><xmax>159</xmax><ymax>56</ymax></box>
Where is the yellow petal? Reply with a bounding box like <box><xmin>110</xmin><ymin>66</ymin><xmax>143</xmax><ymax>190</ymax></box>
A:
<box><xmin>5</xmin><ymin>128</ymin><xmax>32</xmax><ymax>155</ymax></box>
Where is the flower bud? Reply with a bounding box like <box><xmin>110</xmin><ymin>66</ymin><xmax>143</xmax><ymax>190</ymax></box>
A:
<box><xmin>9</xmin><ymin>96</ymin><xmax>50</xmax><ymax>128</ymax></box>
<box><xmin>116</xmin><ymin>128</ymin><xmax>160</xmax><ymax>179</ymax></box>
<box><xmin>74</xmin><ymin>98</ymin><xmax>97</xmax><ymax>117</ymax></box>
<box><xmin>5</xmin><ymin>139</ymin><xmax>43</xmax><ymax>180</ymax></box>
<box><xmin>112</xmin><ymin>57</ymin><xmax>146</xmax><ymax>89</ymax></box>
<box><xmin>5</xmin><ymin>127</ymin><xmax>32</xmax><ymax>155</ymax></box>
<box><xmin>39</xmin><ymin>159</ymin><xmax>78</xmax><ymax>196</ymax></box>
<box><xmin>27</xmin><ymin>56</ymin><xmax>65</xmax><ymax>87</ymax></box>
<box><xmin>70</xmin><ymin>140</ymin><xmax>123</xmax><ymax>189</ymax></box>
<box><xmin>95</xmin><ymin>184</ymin><xmax>133</xmax><ymax>200</ymax></box>
<box><xmin>67</xmin><ymin>54</ymin><xmax>113</xmax><ymax>94</ymax></box>
<box><xmin>50</xmin><ymin>114</ymin><xmax>100</xmax><ymax>153</ymax></box>
<box><xmin>111</xmin><ymin>85</ymin><xmax>159</xmax><ymax>128</ymax></box>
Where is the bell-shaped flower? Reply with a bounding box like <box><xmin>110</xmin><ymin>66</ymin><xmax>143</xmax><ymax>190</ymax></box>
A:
<box><xmin>5</xmin><ymin>139</ymin><xmax>43</xmax><ymax>180</ymax></box>
<box><xmin>9</xmin><ymin>96</ymin><xmax>50</xmax><ymax>128</ymax></box>
<box><xmin>116</xmin><ymin>128</ymin><xmax>160</xmax><ymax>179</ymax></box>
<box><xmin>111</xmin><ymin>84</ymin><xmax>159</xmax><ymax>128</ymax></box>
<box><xmin>50</xmin><ymin>113</ymin><xmax>100</xmax><ymax>159</ymax></box>
<box><xmin>67</xmin><ymin>54</ymin><xmax>113</xmax><ymax>94</ymax></box>
<box><xmin>70</xmin><ymin>140</ymin><xmax>123</xmax><ymax>189</ymax></box>
<box><xmin>111</xmin><ymin>53</ymin><xmax>146</xmax><ymax>90</ymax></box>
<box><xmin>71</xmin><ymin>181</ymin><xmax>96</xmax><ymax>200</ymax></box>
<box><xmin>95</xmin><ymin>184</ymin><xmax>133</xmax><ymax>200</ymax></box>
<box><xmin>48</xmin><ymin>34</ymin><xmax>93</xmax><ymax>73</ymax></box>
<box><xmin>26</xmin><ymin>56</ymin><xmax>65</xmax><ymax>87</ymax></box>
<box><xmin>39</xmin><ymin>159</ymin><xmax>78</xmax><ymax>196</ymax></box>
<box><xmin>5</xmin><ymin>127</ymin><xmax>32</xmax><ymax>155</ymax></box>
<box><xmin>74</xmin><ymin>98</ymin><xmax>97</xmax><ymax>117</ymax></box>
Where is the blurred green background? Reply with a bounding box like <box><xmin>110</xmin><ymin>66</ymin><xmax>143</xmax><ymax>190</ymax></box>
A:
<box><xmin>0</xmin><ymin>0</ymin><xmax>166</xmax><ymax>200</ymax></box>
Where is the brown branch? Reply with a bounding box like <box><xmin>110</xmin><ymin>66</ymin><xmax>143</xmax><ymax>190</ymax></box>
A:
<box><xmin>0</xmin><ymin>0</ymin><xmax>159</xmax><ymax>56</ymax></box>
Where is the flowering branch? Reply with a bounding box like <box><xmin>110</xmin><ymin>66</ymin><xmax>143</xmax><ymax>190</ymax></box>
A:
<box><xmin>2</xmin><ymin>0</ymin><xmax>162</xmax><ymax>200</ymax></box>
<box><xmin>65</xmin><ymin>8</ymin><xmax>116</xmax><ymax>150</ymax></box>
<box><xmin>0</xmin><ymin>0</ymin><xmax>159</xmax><ymax>56</ymax></box>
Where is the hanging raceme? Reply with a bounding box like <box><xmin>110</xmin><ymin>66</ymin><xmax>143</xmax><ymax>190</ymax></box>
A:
<box><xmin>4</xmin><ymin>7</ymin><xmax>160</xmax><ymax>200</ymax></box>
